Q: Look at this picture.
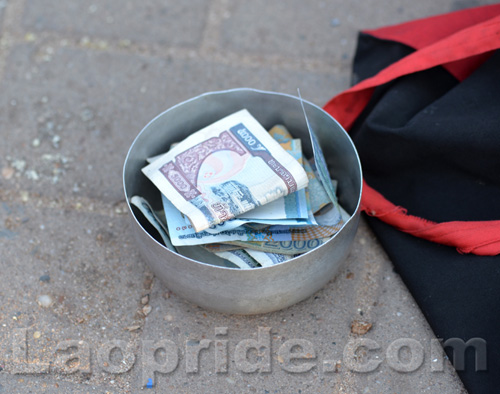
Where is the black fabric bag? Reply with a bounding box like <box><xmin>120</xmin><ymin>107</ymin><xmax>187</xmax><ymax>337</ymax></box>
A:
<box><xmin>348</xmin><ymin>32</ymin><xmax>500</xmax><ymax>394</ymax></box>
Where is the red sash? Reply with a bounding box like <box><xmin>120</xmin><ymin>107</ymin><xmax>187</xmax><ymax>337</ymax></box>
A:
<box><xmin>324</xmin><ymin>4</ymin><xmax>500</xmax><ymax>255</ymax></box>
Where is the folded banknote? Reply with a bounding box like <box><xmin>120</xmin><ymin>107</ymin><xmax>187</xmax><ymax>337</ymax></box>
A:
<box><xmin>162</xmin><ymin>194</ymin><xmax>341</xmax><ymax>246</ymax></box>
<box><xmin>142</xmin><ymin>109</ymin><xmax>309</xmax><ymax>232</ymax></box>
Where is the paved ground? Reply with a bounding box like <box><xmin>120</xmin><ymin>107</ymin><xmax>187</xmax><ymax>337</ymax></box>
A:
<box><xmin>0</xmin><ymin>0</ymin><xmax>495</xmax><ymax>393</ymax></box>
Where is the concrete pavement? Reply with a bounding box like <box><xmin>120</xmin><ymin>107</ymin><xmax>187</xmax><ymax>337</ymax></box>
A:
<box><xmin>1</xmin><ymin>0</ymin><xmax>493</xmax><ymax>392</ymax></box>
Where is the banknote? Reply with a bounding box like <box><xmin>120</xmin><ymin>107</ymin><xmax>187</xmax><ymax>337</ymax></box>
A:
<box><xmin>150</xmin><ymin>139</ymin><xmax>309</xmax><ymax>228</ymax></box>
<box><xmin>213</xmin><ymin>248</ymin><xmax>292</xmax><ymax>269</ymax></box>
<box><xmin>237</xmin><ymin>138</ymin><xmax>308</xmax><ymax>221</ymax></box>
<box><xmin>244</xmin><ymin>249</ymin><xmax>292</xmax><ymax>267</ymax></box>
<box><xmin>279</xmin><ymin>138</ymin><xmax>318</xmax><ymax>226</ymax></box>
<box><xmin>130</xmin><ymin>195</ymin><xmax>177</xmax><ymax>252</ymax></box>
<box><xmin>297</xmin><ymin>92</ymin><xmax>343</xmax><ymax>226</ymax></box>
<box><xmin>201</xmin><ymin>243</ymin><xmax>241</xmax><ymax>253</ymax></box>
<box><xmin>142</xmin><ymin>109</ymin><xmax>309</xmax><ymax>232</ymax></box>
<box><xmin>149</xmin><ymin>129</ymin><xmax>311</xmax><ymax>231</ymax></box>
<box><xmin>222</xmin><ymin>238</ymin><xmax>330</xmax><ymax>255</ymax></box>
<box><xmin>130</xmin><ymin>196</ymin><xmax>236</xmax><ymax>267</ymax></box>
<box><xmin>198</xmin><ymin>138</ymin><xmax>315</xmax><ymax>234</ymax></box>
<box><xmin>203</xmin><ymin>201</ymin><xmax>352</xmax><ymax>255</ymax></box>
<box><xmin>268</xmin><ymin>125</ymin><xmax>331</xmax><ymax>214</ymax></box>
<box><xmin>268</xmin><ymin>124</ymin><xmax>293</xmax><ymax>144</ymax></box>
<box><xmin>304</xmin><ymin>159</ymin><xmax>331</xmax><ymax>214</ymax></box>
<box><xmin>315</xmin><ymin>202</ymin><xmax>351</xmax><ymax>226</ymax></box>
<box><xmin>201</xmin><ymin>215</ymin><xmax>316</xmax><ymax>234</ymax></box>
<box><xmin>214</xmin><ymin>249</ymin><xmax>260</xmax><ymax>269</ymax></box>
<box><xmin>162</xmin><ymin>194</ymin><xmax>341</xmax><ymax>246</ymax></box>
<box><xmin>176</xmin><ymin>245</ymin><xmax>239</xmax><ymax>268</ymax></box>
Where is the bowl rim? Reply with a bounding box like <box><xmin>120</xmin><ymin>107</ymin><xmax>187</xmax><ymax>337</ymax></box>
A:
<box><xmin>122</xmin><ymin>87</ymin><xmax>363</xmax><ymax>270</ymax></box>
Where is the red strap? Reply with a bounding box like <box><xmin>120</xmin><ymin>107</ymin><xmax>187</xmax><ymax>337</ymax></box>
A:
<box><xmin>362</xmin><ymin>181</ymin><xmax>500</xmax><ymax>256</ymax></box>
<box><xmin>364</xmin><ymin>4</ymin><xmax>500</xmax><ymax>81</ymax></box>
<box><xmin>364</xmin><ymin>3</ymin><xmax>500</xmax><ymax>49</ymax></box>
<box><xmin>324</xmin><ymin>12</ymin><xmax>500</xmax><ymax>131</ymax></box>
<box><xmin>324</xmin><ymin>6</ymin><xmax>500</xmax><ymax>255</ymax></box>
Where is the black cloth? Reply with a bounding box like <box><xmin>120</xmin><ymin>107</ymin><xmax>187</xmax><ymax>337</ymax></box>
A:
<box><xmin>349</xmin><ymin>33</ymin><xmax>500</xmax><ymax>394</ymax></box>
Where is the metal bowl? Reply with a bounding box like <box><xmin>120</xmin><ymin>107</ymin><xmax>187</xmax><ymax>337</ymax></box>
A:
<box><xmin>123</xmin><ymin>88</ymin><xmax>362</xmax><ymax>314</ymax></box>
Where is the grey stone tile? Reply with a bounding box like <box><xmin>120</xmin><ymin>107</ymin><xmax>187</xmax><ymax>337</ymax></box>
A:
<box><xmin>127</xmin><ymin>220</ymin><xmax>465</xmax><ymax>393</ymax></box>
<box><xmin>0</xmin><ymin>198</ymin><xmax>146</xmax><ymax>391</ymax></box>
<box><xmin>221</xmin><ymin>0</ymin><xmax>498</xmax><ymax>69</ymax></box>
<box><xmin>0</xmin><ymin>1</ymin><xmax>4</xmax><ymax>32</ymax></box>
<box><xmin>22</xmin><ymin>0</ymin><xmax>209</xmax><ymax>47</ymax></box>
<box><xmin>0</xmin><ymin>375</ymin><xmax>115</xmax><ymax>394</ymax></box>
<box><xmin>0</xmin><ymin>0</ymin><xmax>485</xmax><ymax>392</ymax></box>
<box><xmin>0</xmin><ymin>43</ymin><xmax>347</xmax><ymax>204</ymax></box>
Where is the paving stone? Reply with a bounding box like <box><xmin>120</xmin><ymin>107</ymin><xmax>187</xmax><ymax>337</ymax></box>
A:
<box><xmin>221</xmin><ymin>0</ymin><xmax>498</xmax><ymax>69</ymax></box>
<box><xmin>128</xmin><ymin>220</ymin><xmax>465</xmax><ymax>393</ymax></box>
<box><xmin>0</xmin><ymin>375</ymin><xmax>115</xmax><ymax>394</ymax></box>
<box><xmin>0</xmin><ymin>43</ymin><xmax>347</xmax><ymax>204</ymax></box>
<box><xmin>0</xmin><ymin>1</ymin><xmax>5</xmax><ymax>32</ymax></box>
<box><xmin>0</xmin><ymin>0</ymin><xmax>485</xmax><ymax>392</ymax></box>
<box><xmin>0</xmin><ymin>198</ymin><xmax>146</xmax><ymax>391</ymax></box>
<box><xmin>22</xmin><ymin>0</ymin><xmax>209</xmax><ymax>47</ymax></box>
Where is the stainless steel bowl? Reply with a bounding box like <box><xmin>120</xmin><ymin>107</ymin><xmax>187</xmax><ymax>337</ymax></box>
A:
<box><xmin>123</xmin><ymin>88</ymin><xmax>362</xmax><ymax>314</ymax></box>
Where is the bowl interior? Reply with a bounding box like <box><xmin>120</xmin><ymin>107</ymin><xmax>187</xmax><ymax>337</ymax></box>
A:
<box><xmin>124</xmin><ymin>88</ymin><xmax>362</xmax><ymax>236</ymax></box>
<box><xmin>122</xmin><ymin>88</ymin><xmax>363</xmax><ymax>313</ymax></box>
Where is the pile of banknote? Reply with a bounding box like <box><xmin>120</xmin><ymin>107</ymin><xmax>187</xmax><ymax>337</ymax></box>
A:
<box><xmin>131</xmin><ymin>107</ymin><xmax>349</xmax><ymax>269</ymax></box>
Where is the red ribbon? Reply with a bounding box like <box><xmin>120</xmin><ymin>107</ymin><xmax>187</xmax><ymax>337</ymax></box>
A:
<box><xmin>324</xmin><ymin>4</ymin><xmax>500</xmax><ymax>255</ymax></box>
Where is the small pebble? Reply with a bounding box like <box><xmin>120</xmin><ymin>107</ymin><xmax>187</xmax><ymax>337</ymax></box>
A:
<box><xmin>25</xmin><ymin>33</ymin><xmax>36</xmax><ymax>42</ymax></box>
<box><xmin>125</xmin><ymin>325</ymin><xmax>141</xmax><ymax>332</ymax></box>
<box><xmin>25</xmin><ymin>170</ymin><xmax>40</xmax><ymax>181</ymax></box>
<box><xmin>39</xmin><ymin>274</ymin><xmax>50</xmax><ymax>283</ymax></box>
<box><xmin>351</xmin><ymin>320</ymin><xmax>373</xmax><ymax>335</ymax></box>
<box><xmin>97</xmin><ymin>40</ymin><xmax>108</xmax><ymax>50</ymax></box>
<box><xmin>1</xmin><ymin>167</ymin><xmax>14</xmax><ymax>180</ymax></box>
<box><xmin>142</xmin><ymin>305</ymin><xmax>152</xmax><ymax>316</ymax></box>
<box><xmin>37</xmin><ymin>295</ymin><xmax>53</xmax><ymax>308</ymax></box>
<box><xmin>80</xmin><ymin>108</ymin><xmax>94</xmax><ymax>122</ymax></box>
<box><xmin>33</xmin><ymin>331</ymin><xmax>41</xmax><ymax>339</ymax></box>
<box><xmin>119</xmin><ymin>39</ymin><xmax>131</xmax><ymax>48</ymax></box>
<box><xmin>141</xmin><ymin>295</ymin><xmax>149</xmax><ymax>305</ymax></box>
<box><xmin>32</xmin><ymin>138</ymin><xmax>40</xmax><ymax>147</ymax></box>
<box><xmin>12</xmin><ymin>160</ymin><xmax>26</xmax><ymax>172</ymax></box>
<box><xmin>330</xmin><ymin>18</ymin><xmax>340</xmax><ymax>27</ymax></box>
<box><xmin>52</xmin><ymin>135</ymin><xmax>61</xmax><ymax>148</ymax></box>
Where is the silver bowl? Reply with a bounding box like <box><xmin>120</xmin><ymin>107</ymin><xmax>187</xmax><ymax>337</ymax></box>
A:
<box><xmin>123</xmin><ymin>88</ymin><xmax>362</xmax><ymax>314</ymax></box>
